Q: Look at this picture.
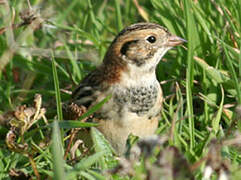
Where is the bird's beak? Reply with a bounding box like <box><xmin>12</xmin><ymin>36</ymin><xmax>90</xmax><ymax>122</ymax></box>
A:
<box><xmin>166</xmin><ymin>35</ymin><xmax>187</xmax><ymax>47</ymax></box>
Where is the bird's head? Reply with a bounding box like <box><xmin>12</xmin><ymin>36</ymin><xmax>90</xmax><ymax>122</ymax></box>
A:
<box><xmin>104</xmin><ymin>23</ymin><xmax>186</xmax><ymax>72</ymax></box>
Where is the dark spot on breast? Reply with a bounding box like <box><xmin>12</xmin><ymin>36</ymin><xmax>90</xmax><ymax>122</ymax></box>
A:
<box><xmin>113</xmin><ymin>84</ymin><xmax>159</xmax><ymax>116</ymax></box>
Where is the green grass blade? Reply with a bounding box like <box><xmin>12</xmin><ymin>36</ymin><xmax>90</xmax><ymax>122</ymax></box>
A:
<box><xmin>239</xmin><ymin>41</ymin><xmax>241</xmax><ymax>81</ymax></box>
<box><xmin>194</xmin><ymin>56</ymin><xmax>230</xmax><ymax>83</ymax></box>
<box><xmin>114</xmin><ymin>0</ymin><xmax>123</xmax><ymax>31</ymax></box>
<box><xmin>184</xmin><ymin>0</ymin><xmax>196</xmax><ymax>150</ymax></box>
<box><xmin>87</xmin><ymin>0</ymin><xmax>101</xmax><ymax>40</ymax></box>
<box><xmin>237</xmin><ymin>0</ymin><xmax>241</xmax><ymax>30</ymax></box>
<box><xmin>64</xmin><ymin>44</ymin><xmax>82</xmax><ymax>83</ymax></box>
<box><xmin>223</xmin><ymin>43</ymin><xmax>241</xmax><ymax>103</ymax></box>
<box><xmin>56</xmin><ymin>0</ymin><xmax>79</xmax><ymax>23</ymax></box>
<box><xmin>77</xmin><ymin>95</ymin><xmax>112</xmax><ymax>121</ymax></box>
<box><xmin>212</xmin><ymin>86</ymin><xmax>224</xmax><ymax>134</ymax></box>
<box><xmin>57</xmin><ymin>120</ymin><xmax>97</xmax><ymax>129</ymax></box>
<box><xmin>213</xmin><ymin>36</ymin><xmax>240</xmax><ymax>61</ymax></box>
<box><xmin>52</xmin><ymin>120</ymin><xmax>66</xmax><ymax>180</ymax></box>
<box><xmin>51</xmin><ymin>53</ymin><xmax>63</xmax><ymax>121</ymax></box>
<box><xmin>220</xmin><ymin>5</ymin><xmax>238</xmax><ymax>35</ymax></box>
<box><xmin>193</xmin><ymin>6</ymin><xmax>213</xmax><ymax>43</ymax></box>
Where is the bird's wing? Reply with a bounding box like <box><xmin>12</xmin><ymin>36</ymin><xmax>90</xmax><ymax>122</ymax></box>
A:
<box><xmin>71</xmin><ymin>69</ymin><xmax>103</xmax><ymax>108</ymax></box>
<box><xmin>63</xmin><ymin>69</ymin><xmax>104</xmax><ymax>120</ymax></box>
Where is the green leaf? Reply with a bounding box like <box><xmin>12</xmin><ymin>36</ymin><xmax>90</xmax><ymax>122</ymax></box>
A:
<box><xmin>74</xmin><ymin>151</ymin><xmax>105</xmax><ymax>170</ymax></box>
<box><xmin>86</xmin><ymin>169</ymin><xmax>106</xmax><ymax>180</ymax></box>
<box><xmin>91</xmin><ymin>127</ymin><xmax>116</xmax><ymax>169</ymax></box>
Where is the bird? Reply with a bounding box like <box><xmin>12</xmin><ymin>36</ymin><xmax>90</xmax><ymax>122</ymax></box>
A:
<box><xmin>66</xmin><ymin>22</ymin><xmax>186</xmax><ymax>155</ymax></box>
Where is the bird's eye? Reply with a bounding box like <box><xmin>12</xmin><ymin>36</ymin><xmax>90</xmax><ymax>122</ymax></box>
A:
<box><xmin>146</xmin><ymin>36</ymin><xmax>156</xmax><ymax>43</ymax></box>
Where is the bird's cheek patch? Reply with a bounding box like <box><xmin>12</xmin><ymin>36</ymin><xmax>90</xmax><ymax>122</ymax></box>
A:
<box><xmin>120</xmin><ymin>40</ymin><xmax>138</xmax><ymax>55</ymax></box>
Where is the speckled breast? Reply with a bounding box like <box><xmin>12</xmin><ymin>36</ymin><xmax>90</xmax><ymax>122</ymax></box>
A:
<box><xmin>113</xmin><ymin>84</ymin><xmax>159</xmax><ymax>116</ymax></box>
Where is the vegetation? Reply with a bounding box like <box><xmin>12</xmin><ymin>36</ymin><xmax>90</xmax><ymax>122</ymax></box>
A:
<box><xmin>0</xmin><ymin>0</ymin><xmax>240</xmax><ymax>179</ymax></box>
